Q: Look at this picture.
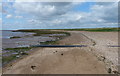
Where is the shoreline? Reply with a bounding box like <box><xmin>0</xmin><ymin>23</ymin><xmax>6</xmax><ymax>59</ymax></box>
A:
<box><xmin>2</xmin><ymin>30</ymin><xmax>119</xmax><ymax>74</ymax></box>
<box><xmin>2</xmin><ymin>30</ymin><xmax>71</xmax><ymax>67</ymax></box>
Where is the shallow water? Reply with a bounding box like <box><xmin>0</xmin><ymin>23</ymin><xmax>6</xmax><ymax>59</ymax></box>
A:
<box><xmin>2</xmin><ymin>30</ymin><xmax>58</xmax><ymax>49</ymax></box>
<box><xmin>2</xmin><ymin>30</ymin><xmax>34</xmax><ymax>39</ymax></box>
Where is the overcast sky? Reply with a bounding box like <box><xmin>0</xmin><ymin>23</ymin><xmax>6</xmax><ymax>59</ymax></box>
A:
<box><xmin>1</xmin><ymin>0</ymin><xmax>118</xmax><ymax>30</ymax></box>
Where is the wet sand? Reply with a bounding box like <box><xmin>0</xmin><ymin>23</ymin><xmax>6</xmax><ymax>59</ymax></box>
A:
<box><xmin>3</xmin><ymin>31</ymin><xmax>118</xmax><ymax>74</ymax></box>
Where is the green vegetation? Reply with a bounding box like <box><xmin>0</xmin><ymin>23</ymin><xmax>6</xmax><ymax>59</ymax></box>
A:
<box><xmin>13</xmin><ymin>28</ymin><xmax>119</xmax><ymax>35</ymax></box>
<box><xmin>10</xmin><ymin>36</ymin><xmax>21</xmax><ymax>39</ymax></box>
<box><xmin>3</xmin><ymin>47</ymin><xmax>32</xmax><ymax>65</ymax></box>
<box><xmin>13</xmin><ymin>29</ymin><xmax>70</xmax><ymax>36</ymax></box>
<box><xmin>58</xmin><ymin>28</ymin><xmax>120</xmax><ymax>32</ymax></box>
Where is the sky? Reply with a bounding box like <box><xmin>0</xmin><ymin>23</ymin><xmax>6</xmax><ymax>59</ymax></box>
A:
<box><xmin>1</xmin><ymin>0</ymin><xmax>118</xmax><ymax>30</ymax></box>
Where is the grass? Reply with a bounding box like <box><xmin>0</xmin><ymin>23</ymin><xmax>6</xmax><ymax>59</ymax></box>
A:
<box><xmin>13</xmin><ymin>28</ymin><xmax>119</xmax><ymax>33</ymax></box>
<box><xmin>13</xmin><ymin>29</ymin><xmax>70</xmax><ymax>36</ymax></box>
<box><xmin>57</xmin><ymin>28</ymin><xmax>120</xmax><ymax>32</ymax></box>
<box><xmin>10</xmin><ymin>36</ymin><xmax>21</xmax><ymax>39</ymax></box>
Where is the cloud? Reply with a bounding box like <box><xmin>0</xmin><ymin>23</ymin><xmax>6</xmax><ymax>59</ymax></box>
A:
<box><xmin>6</xmin><ymin>0</ymin><xmax>119</xmax><ymax>2</ymax></box>
<box><xmin>90</xmin><ymin>2</ymin><xmax>118</xmax><ymax>23</ymax></box>
<box><xmin>6</xmin><ymin>14</ymin><xmax>12</xmax><ymax>18</ymax></box>
<box><xmin>59</xmin><ymin>2</ymin><xmax>118</xmax><ymax>28</ymax></box>
<box><xmin>13</xmin><ymin>2</ymin><xmax>74</xmax><ymax>18</ymax></box>
<box><xmin>3</xmin><ymin>2</ymin><xmax>118</xmax><ymax>30</ymax></box>
<box><xmin>0</xmin><ymin>18</ymin><xmax>2</xmax><ymax>24</ymax></box>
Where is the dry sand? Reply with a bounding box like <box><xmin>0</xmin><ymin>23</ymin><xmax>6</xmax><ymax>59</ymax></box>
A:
<box><xmin>3</xmin><ymin>31</ymin><xmax>118</xmax><ymax>74</ymax></box>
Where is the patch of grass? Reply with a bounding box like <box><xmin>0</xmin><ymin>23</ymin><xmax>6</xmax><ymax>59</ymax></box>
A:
<box><xmin>58</xmin><ymin>28</ymin><xmax>120</xmax><ymax>32</ymax></box>
<box><xmin>10</xmin><ymin>36</ymin><xmax>21</xmax><ymax>39</ymax></box>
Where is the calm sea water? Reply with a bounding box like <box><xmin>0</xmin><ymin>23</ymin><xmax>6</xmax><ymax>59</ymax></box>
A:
<box><xmin>2</xmin><ymin>30</ymin><xmax>34</xmax><ymax>38</ymax></box>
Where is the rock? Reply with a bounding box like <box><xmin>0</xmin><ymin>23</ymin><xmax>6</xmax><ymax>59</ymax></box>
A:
<box><xmin>113</xmin><ymin>71</ymin><xmax>120</xmax><ymax>74</ymax></box>
<box><xmin>101</xmin><ymin>56</ymin><xmax>106</xmax><ymax>61</ymax></box>
<box><xmin>98</xmin><ymin>55</ymin><xmax>106</xmax><ymax>61</ymax></box>
<box><xmin>20</xmin><ymin>52</ymin><xmax>23</xmax><ymax>54</ymax></box>
<box><xmin>108</xmin><ymin>68</ymin><xmax>112</xmax><ymax>73</ymax></box>
<box><xmin>16</xmin><ymin>55</ymin><xmax>20</xmax><ymax>58</ymax></box>
<box><xmin>61</xmin><ymin>53</ymin><xmax>63</xmax><ymax>56</ymax></box>
<box><xmin>21</xmin><ymin>52</ymin><xmax>28</xmax><ymax>55</ymax></box>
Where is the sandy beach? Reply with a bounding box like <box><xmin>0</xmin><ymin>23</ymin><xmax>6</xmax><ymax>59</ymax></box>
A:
<box><xmin>3</xmin><ymin>31</ymin><xmax>118</xmax><ymax>74</ymax></box>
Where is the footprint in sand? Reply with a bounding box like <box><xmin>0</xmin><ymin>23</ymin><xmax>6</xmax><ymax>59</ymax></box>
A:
<box><xmin>31</xmin><ymin>65</ymin><xmax>36</xmax><ymax>71</ymax></box>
